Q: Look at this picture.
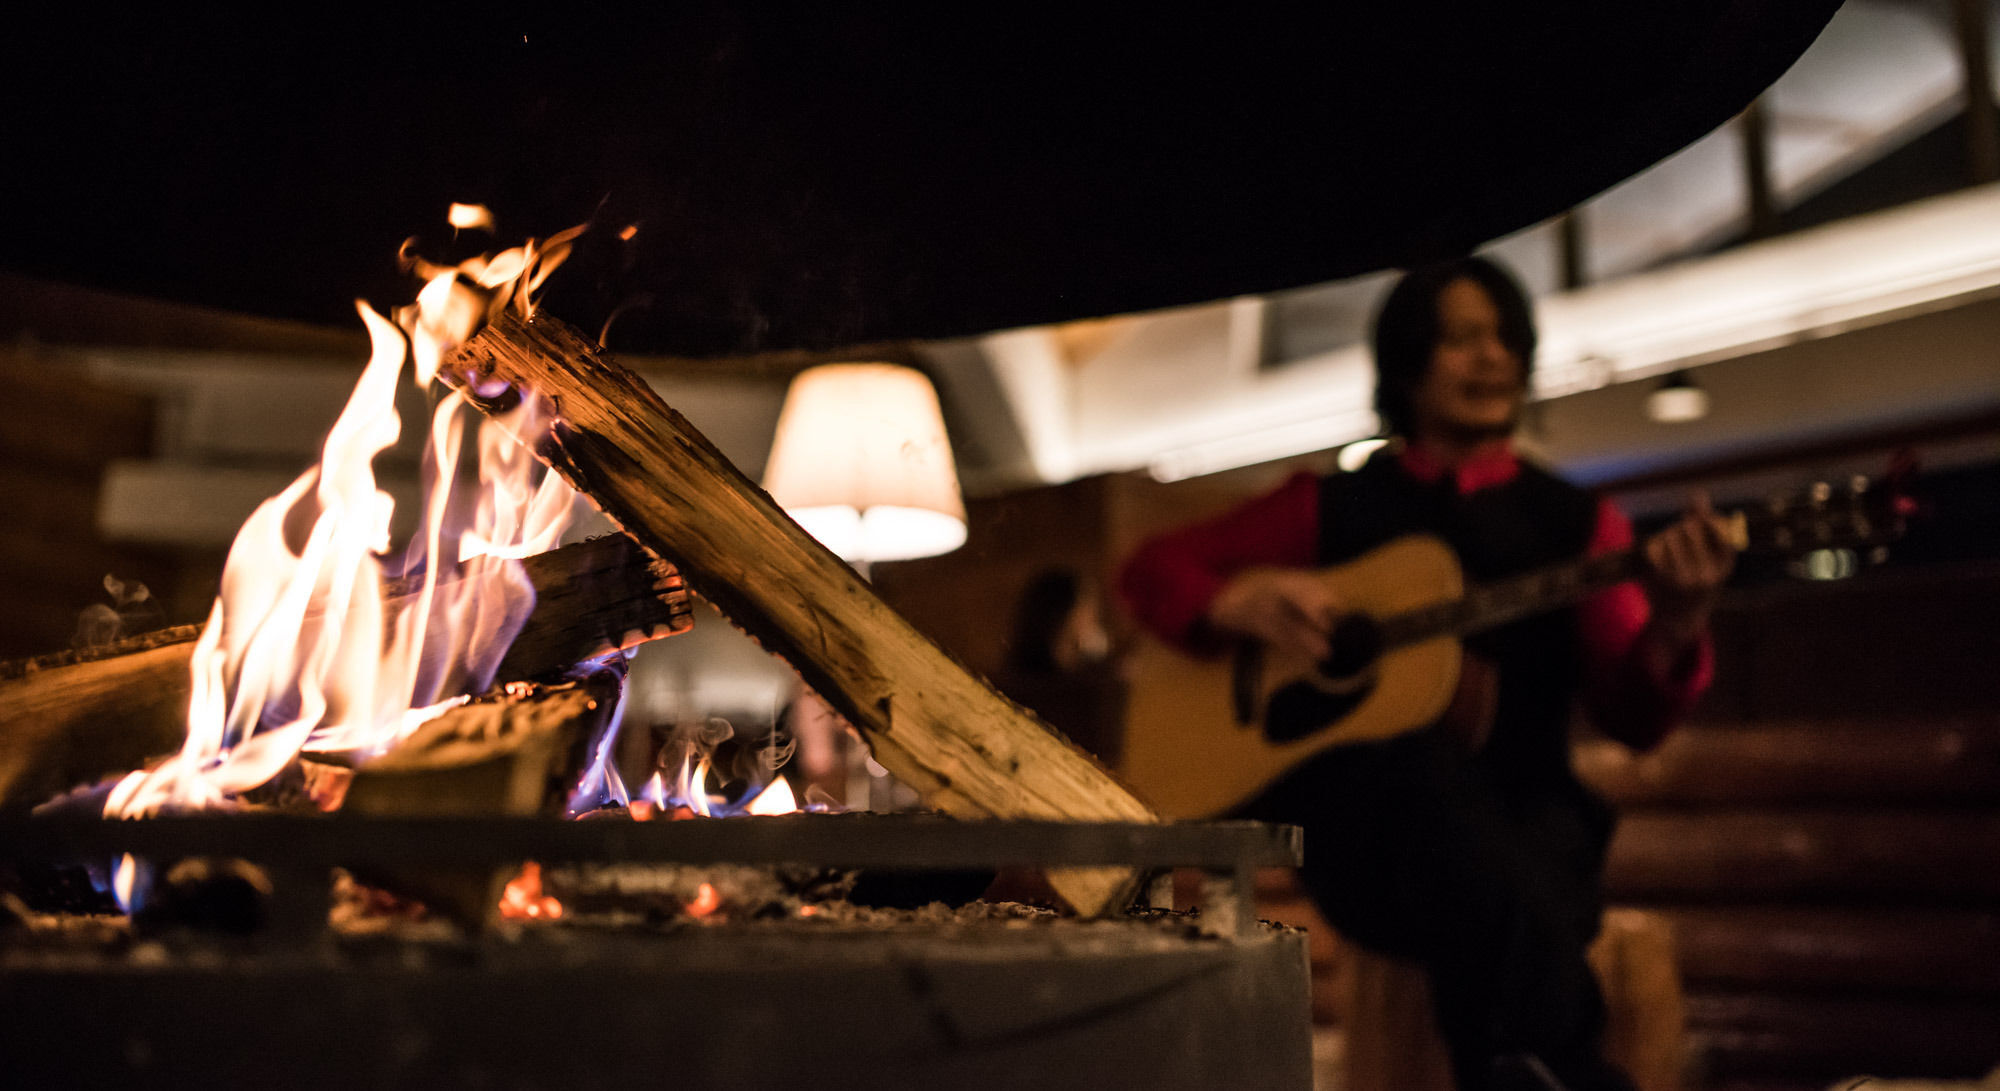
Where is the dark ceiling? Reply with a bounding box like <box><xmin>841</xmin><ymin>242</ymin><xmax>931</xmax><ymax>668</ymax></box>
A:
<box><xmin>3</xmin><ymin>4</ymin><xmax>1840</xmax><ymax>357</ymax></box>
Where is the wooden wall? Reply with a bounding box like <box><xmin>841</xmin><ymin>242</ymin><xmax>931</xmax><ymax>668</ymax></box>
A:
<box><xmin>0</xmin><ymin>347</ymin><xmax>178</xmax><ymax>660</ymax></box>
<box><xmin>871</xmin><ymin>454</ymin><xmax>1326</xmax><ymax>680</ymax></box>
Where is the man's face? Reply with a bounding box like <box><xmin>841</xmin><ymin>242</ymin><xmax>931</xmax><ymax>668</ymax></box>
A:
<box><xmin>1409</xmin><ymin>277</ymin><xmax>1525</xmax><ymax>442</ymax></box>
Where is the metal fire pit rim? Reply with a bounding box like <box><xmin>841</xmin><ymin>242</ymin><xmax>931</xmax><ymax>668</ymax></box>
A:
<box><xmin>1</xmin><ymin>813</ymin><xmax>1302</xmax><ymax>871</ymax></box>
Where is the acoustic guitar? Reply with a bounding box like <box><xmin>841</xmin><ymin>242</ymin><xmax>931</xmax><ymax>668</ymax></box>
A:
<box><xmin>1117</xmin><ymin>475</ymin><xmax>1910</xmax><ymax>819</ymax></box>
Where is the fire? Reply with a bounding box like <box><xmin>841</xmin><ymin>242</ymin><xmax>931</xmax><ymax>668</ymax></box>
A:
<box><xmin>498</xmin><ymin>862</ymin><xmax>563</xmax><ymax>921</ymax></box>
<box><xmin>105</xmin><ymin>214</ymin><xmax>584</xmax><ymax>823</ymax></box>
<box><xmin>744</xmin><ymin>776</ymin><xmax>797</xmax><ymax>816</ymax></box>
<box><xmin>647</xmin><ymin>742</ymin><xmax>801</xmax><ymax>819</ymax></box>
<box><xmin>447</xmin><ymin>203</ymin><xmax>494</xmax><ymax>231</ymax></box>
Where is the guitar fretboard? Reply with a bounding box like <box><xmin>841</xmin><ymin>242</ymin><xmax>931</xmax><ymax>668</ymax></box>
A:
<box><xmin>1376</xmin><ymin>547</ymin><xmax>1651</xmax><ymax>650</ymax></box>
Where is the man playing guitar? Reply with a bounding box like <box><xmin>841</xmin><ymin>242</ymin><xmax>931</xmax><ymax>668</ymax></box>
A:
<box><xmin>1117</xmin><ymin>256</ymin><xmax>1738</xmax><ymax>1091</ymax></box>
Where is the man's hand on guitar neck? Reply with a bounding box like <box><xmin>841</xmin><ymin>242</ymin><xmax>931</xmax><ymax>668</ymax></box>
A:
<box><xmin>1641</xmin><ymin>490</ymin><xmax>1739</xmax><ymax>656</ymax></box>
<box><xmin>1206</xmin><ymin>566</ymin><xmax>1340</xmax><ymax>662</ymax></box>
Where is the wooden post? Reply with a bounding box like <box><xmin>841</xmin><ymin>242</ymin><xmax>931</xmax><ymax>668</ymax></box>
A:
<box><xmin>448</xmin><ymin>311</ymin><xmax>1158</xmax><ymax>918</ymax></box>
<box><xmin>1558</xmin><ymin>209</ymin><xmax>1587</xmax><ymax>291</ymax></box>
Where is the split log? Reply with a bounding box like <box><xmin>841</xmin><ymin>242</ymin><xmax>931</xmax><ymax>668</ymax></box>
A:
<box><xmin>334</xmin><ymin>669</ymin><xmax>626</xmax><ymax>927</ymax></box>
<box><xmin>0</xmin><ymin>535</ymin><xmax>691</xmax><ymax>811</ymax></box>
<box><xmin>448</xmin><ymin>311</ymin><xmax>1158</xmax><ymax>918</ymax></box>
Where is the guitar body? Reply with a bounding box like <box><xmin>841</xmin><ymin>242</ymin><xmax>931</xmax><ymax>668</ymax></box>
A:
<box><xmin>1118</xmin><ymin>534</ymin><xmax>1466</xmax><ymax>819</ymax></box>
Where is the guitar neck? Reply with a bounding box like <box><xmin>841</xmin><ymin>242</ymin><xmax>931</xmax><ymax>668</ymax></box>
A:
<box><xmin>1378</xmin><ymin>546</ymin><xmax>1650</xmax><ymax>649</ymax></box>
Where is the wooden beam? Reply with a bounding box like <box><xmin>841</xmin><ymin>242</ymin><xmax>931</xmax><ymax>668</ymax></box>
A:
<box><xmin>1558</xmin><ymin>209</ymin><xmax>1588</xmax><ymax>291</ymax></box>
<box><xmin>448</xmin><ymin>311</ymin><xmax>1158</xmax><ymax>918</ymax></box>
<box><xmin>1738</xmin><ymin>100</ymin><xmax>1778</xmax><ymax>241</ymax></box>
<box><xmin>0</xmin><ymin>535</ymin><xmax>691</xmax><ymax>810</ymax></box>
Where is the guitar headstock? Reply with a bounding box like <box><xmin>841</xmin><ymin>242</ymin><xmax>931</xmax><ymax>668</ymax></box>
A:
<box><xmin>1735</xmin><ymin>467</ymin><xmax>1916</xmax><ymax>560</ymax></box>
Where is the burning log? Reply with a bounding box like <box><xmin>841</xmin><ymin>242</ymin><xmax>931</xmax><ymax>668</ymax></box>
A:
<box><xmin>332</xmin><ymin>668</ymin><xmax>628</xmax><ymax>927</ymax></box>
<box><xmin>336</xmin><ymin>675</ymin><xmax>621</xmax><ymax>817</ymax></box>
<box><xmin>448</xmin><ymin>311</ymin><xmax>1159</xmax><ymax>918</ymax></box>
<box><xmin>0</xmin><ymin>535</ymin><xmax>691</xmax><ymax>811</ymax></box>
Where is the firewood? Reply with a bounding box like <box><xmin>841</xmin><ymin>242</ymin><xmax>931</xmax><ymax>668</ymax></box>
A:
<box><xmin>0</xmin><ymin>535</ymin><xmax>691</xmax><ymax>811</ymax></box>
<box><xmin>334</xmin><ymin>669</ymin><xmax>626</xmax><ymax>928</ymax></box>
<box><xmin>448</xmin><ymin>311</ymin><xmax>1159</xmax><ymax>918</ymax></box>
<box><xmin>336</xmin><ymin>674</ymin><xmax>620</xmax><ymax>817</ymax></box>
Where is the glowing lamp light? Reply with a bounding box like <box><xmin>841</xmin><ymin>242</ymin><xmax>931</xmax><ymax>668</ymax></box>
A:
<box><xmin>762</xmin><ymin>363</ymin><xmax>967</xmax><ymax>565</ymax></box>
<box><xmin>1645</xmin><ymin>370</ymin><xmax>1710</xmax><ymax>423</ymax></box>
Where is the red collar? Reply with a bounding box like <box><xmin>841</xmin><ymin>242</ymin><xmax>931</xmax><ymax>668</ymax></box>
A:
<box><xmin>1396</xmin><ymin>440</ymin><xmax>1520</xmax><ymax>495</ymax></box>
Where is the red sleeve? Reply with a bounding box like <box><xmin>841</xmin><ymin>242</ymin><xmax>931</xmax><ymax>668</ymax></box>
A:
<box><xmin>1577</xmin><ymin>497</ymin><xmax>1714</xmax><ymax>750</ymax></box>
<box><xmin>1116</xmin><ymin>471</ymin><xmax>1320</xmax><ymax>654</ymax></box>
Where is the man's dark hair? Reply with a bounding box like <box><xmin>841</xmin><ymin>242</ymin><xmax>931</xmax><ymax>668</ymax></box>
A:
<box><xmin>1369</xmin><ymin>255</ymin><xmax>1537</xmax><ymax>438</ymax></box>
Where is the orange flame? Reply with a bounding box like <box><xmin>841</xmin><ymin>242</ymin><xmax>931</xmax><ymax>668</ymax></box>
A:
<box><xmin>448</xmin><ymin>203</ymin><xmax>495</xmax><ymax>231</ymax></box>
<box><xmin>106</xmin><ymin>213</ymin><xmax>585</xmax><ymax>822</ymax></box>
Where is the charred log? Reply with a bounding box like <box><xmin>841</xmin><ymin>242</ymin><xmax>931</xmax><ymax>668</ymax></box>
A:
<box><xmin>334</xmin><ymin>669</ymin><xmax>627</xmax><ymax>928</ymax></box>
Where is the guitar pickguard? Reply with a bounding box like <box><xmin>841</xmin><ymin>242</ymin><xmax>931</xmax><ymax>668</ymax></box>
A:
<box><xmin>1261</xmin><ymin>614</ymin><xmax>1385</xmax><ymax>743</ymax></box>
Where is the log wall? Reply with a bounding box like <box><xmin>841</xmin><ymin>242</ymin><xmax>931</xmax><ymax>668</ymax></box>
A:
<box><xmin>1589</xmin><ymin>563</ymin><xmax>2000</xmax><ymax>1089</ymax></box>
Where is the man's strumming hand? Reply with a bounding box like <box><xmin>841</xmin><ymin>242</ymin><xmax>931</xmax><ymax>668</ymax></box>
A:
<box><xmin>1206</xmin><ymin>567</ymin><xmax>1341</xmax><ymax>662</ymax></box>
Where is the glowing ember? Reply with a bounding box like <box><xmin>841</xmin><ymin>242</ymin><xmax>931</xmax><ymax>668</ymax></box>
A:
<box><xmin>685</xmin><ymin>881</ymin><xmax>722</xmax><ymax>919</ymax></box>
<box><xmin>499</xmin><ymin>862</ymin><xmax>564</xmax><ymax>921</ymax></box>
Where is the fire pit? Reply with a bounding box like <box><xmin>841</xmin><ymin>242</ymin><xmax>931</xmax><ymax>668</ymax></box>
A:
<box><xmin>2</xmin><ymin>814</ymin><xmax>1310</xmax><ymax>1090</ymax></box>
<box><xmin>0</xmin><ymin>217</ymin><xmax>1315</xmax><ymax>1087</ymax></box>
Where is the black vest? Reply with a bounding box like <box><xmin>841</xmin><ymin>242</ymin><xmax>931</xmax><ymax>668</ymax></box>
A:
<box><xmin>1317</xmin><ymin>452</ymin><xmax>1599</xmax><ymax>791</ymax></box>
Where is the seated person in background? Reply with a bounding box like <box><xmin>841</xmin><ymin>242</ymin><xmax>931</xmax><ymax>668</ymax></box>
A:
<box><xmin>1116</xmin><ymin>256</ymin><xmax>1737</xmax><ymax>1091</ymax></box>
<box><xmin>993</xmin><ymin>567</ymin><xmax>1128</xmax><ymax>767</ymax></box>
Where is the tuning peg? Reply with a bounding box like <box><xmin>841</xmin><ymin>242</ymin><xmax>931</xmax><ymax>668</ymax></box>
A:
<box><xmin>1809</xmin><ymin>481</ymin><xmax>1832</xmax><ymax>505</ymax></box>
<box><xmin>1869</xmin><ymin>546</ymin><xmax>1891</xmax><ymax>565</ymax></box>
<box><xmin>1848</xmin><ymin>474</ymin><xmax>1870</xmax><ymax>495</ymax></box>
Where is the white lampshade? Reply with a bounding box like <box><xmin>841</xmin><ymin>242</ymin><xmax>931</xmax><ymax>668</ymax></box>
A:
<box><xmin>762</xmin><ymin>363</ymin><xmax>967</xmax><ymax>564</ymax></box>
<box><xmin>1645</xmin><ymin>370</ymin><xmax>1711</xmax><ymax>424</ymax></box>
